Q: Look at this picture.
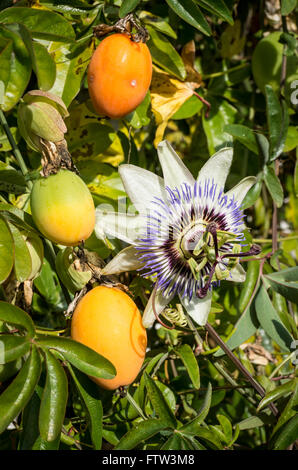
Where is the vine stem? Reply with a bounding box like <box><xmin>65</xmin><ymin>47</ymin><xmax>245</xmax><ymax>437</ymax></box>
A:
<box><xmin>204</xmin><ymin>322</ymin><xmax>279</xmax><ymax>417</ymax></box>
<box><xmin>202</xmin><ymin>62</ymin><xmax>249</xmax><ymax>79</ymax></box>
<box><xmin>0</xmin><ymin>109</ymin><xmax>32</xmax><ymax>188</ymax></box>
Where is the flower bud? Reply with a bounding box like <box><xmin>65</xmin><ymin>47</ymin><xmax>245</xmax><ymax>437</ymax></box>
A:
<box><xmin>17</xmin><ymin>90</ymin><xmax>68</xmax><ymax>152</ymax></box>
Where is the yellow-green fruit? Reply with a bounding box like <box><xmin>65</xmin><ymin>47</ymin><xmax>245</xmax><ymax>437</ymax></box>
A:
<box><xmin>30</xmin><ymin>170</ymin><xmax>95</xmax><ymax>246</ymax></box>
<box><xmin>252</xmin><ymin>31</ymin><xmax>298</xmax><ymax>107</ymax></box>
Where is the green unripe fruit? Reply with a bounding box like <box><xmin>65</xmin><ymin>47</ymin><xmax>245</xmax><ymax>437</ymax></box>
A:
<box><xmin>30</xmin><ymin>170</ymin><xmax>95</xmax><ymax>246</ymax></box>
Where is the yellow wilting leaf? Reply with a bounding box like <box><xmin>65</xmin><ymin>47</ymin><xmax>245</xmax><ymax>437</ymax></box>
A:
<box><xmin>150</xmin><ymin>41</ymin><xmax>203</xmax><ymax>146</ymax></box>
<box><xmin>150</xmin><ymin>68</ymin><xmax>194</xmax><ymax>146</ymax></box>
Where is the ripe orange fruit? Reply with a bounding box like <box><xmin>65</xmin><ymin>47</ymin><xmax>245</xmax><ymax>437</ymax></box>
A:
<box><xmin>30</xmin><ymin>170</ymin><xmax>95</xmax><ymax>246</ymax></box>
<box><xmin>71</xmin><ymin>286</ymin><xmax>147</xmax><ymax>390</ymax></box>
<box><xmin>87</xmin><ymin>33</ymin><xmax>152</xmax><ymax>119</ymax></box>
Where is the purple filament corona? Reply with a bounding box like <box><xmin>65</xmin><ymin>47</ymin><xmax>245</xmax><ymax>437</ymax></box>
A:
<box><xmin>135</xmin><ymin>179</ymin><xmax>245</xmax><ymax>300</ymax></box>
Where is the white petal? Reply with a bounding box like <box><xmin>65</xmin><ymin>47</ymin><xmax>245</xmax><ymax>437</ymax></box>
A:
<box><xmin>197</xmin><ymin>147</ymin><xmax>233</xmax><ymax>189</ymax></box>
<box><xmin>226</xmin><ymin>263</ymin><xmax>246</xmax><ymax>282</ymax></box>
<box><xmin>179</xmin><ymin>290</ymin><xmax>212</xmax><ymax>326</ymax></box>
<box><xmin>142</xmin><ymin>288</ymin><xmax>174</xmax><ymax>328</ymax></box>
<box><xmin>157</xmin><ymin>140</ymin><xmax>195</xmax><ymax>189</ymax></box>
<box><xmin>101</xmin><ymin>246</ymin><xmax>143</xmax><ymax>275</ymax></box>
<box><xmin>95</xmin><ymin>209</ymin><xmax>144</xmax><ymax>244</ymax></box>
<box><xmin>225</xmin><ymin>176</ymin><xmax>256</xmax><ymax>207</ymax></box>
<box><xmin>119</xmin><ymin>164</ymin><xmax>166</xmax><ymax>212</ymax></box>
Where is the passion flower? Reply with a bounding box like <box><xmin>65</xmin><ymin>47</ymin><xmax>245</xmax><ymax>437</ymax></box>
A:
<box><xmin>95</xmin><ymin>141</ymin><xmax>259</xmax><ymax>328</ymax></box>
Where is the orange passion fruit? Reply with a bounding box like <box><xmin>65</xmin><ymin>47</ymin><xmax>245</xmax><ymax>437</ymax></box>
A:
<box><xmin>71</xmin><ymin>286</ymin><xmax>147</xmax><ymax>390</ymax></box>
<box><xmin>30</xmin><ymin>170</ymin><xmax>95</xmax><ymax>246</ymax></box>
<box><xmin>87</xmin><ymin>33</ymin><xmax>152</xmax><ymax>119</ymax></box>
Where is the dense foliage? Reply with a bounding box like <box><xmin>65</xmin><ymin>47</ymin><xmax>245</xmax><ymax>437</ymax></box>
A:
<box><xmin>0</xmin><ymin>0</ymin><xmax>297</xmax><ymax>451</ymax></box>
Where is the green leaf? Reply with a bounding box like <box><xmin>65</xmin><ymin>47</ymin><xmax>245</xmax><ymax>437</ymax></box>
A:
<box><xmin>32</xmin><ymin>435</ymin><xmax>60</xmax><ymax>450</ymax></box>
<box><xmin>161</xmin><ymin>433</ymin><xmax>185</xmax><ymax>450</ymax></box>
<box><xmin>264</xmin><ymin>267</ymin><xmax>298</xmax><ymax>304</ymax></box>
<box><xmin>0</xmin><ymin>301</ymin><xmax>35</xmax><ymax>338</ymax></box>
<box><xmin>284</xmin><ymin>126</ymin><xmax>298</xmax><ymax>152</ymax></box>
<box><xmin>8</xmin><ymin>223</ymin><xmax>32</xmax><ymax>282</ymax></box>
<box><xmin>257</xmin><ymin>379</ymin><xmax>296</xmax><ymax>412</ymax></box>
<box><xmin>144</xmin><ymin>373</ymin><xmax>177</xmax><ymax>428</ymax></box>
<box><xmin>180</xmin><ymin>382</ymin><xmax>212</xmax><ymax>435</ymax></box>
<box><xmin>33</xmin><ymin>259</ymin><xmax>62</xmax><ymax>307</ymax></box>
<box><xmin>37</xmin><ymin>336</ymin><xmax>116</xmax><ymax>379</ymax></box>
<box><xmin>127</xmin><ymin>92</ymin><xmax>151</xmax><ymax>129</ymax></box>
<box><xmin>189</xmin><ymin>426</ymin><xmax>223</xmax><ymax>449</ymax></box>
<box><xmin>165</xmin><ymin>0</ymin><xmax>211</xmax><ymax>36</ymax></box>
<box><xmin>271</xmin><ymin>379</ymin><xmax>298</xmax><ymax>437</ymax></box>
<box><xmin>147</xmin><ymin>26</ymin><xmax>186</xmax><ymax>80</ymax></box>
<box><xmin>256</xmin><ymin>133</ymin><xmax>270</xmax><ymax>164</ymax></box>
<box><xmin>0</xmin><ymin>7</ymin><xmax>75</xmax><ymax>42</ymax></box>
<box><xmin>32</xmin><ymin>41</ymin><xmax>56</xmax><ymax>91</ymax></box>
<box><xmin>0</xmin><ymin>335</ymin><xmax>30</xmax><ymax>364</ymax></box>
<box><xmin>67</xmin><ymin>122</ymin><xmax>116</xmax><ymax>158</ymax></box>
<box><xmin>0</xmin><ymin>216</ymin><xmax>14</xmax><ymax>284</ymax></box>
<box><xmin>271</xmin><ymin>414</ymin><xmax>298</xmax><ymax>450</ymax></box>
<box><xmin>172</xmin><ymin>95</ymin><xmax>203</xmax><ymax>120</ymax></box>
<box><xmin>0</xmin><ymin>24</ymin><xmax>31</xmax><ymax>111</ymax></box>
<box><xmin>0</xmin><ymin>203</ymin><xmax>37</xmax><ymax>234</ymax></box>
<box><xmin>224</xmin><ymin>124</ymin><xmax>259</xmax><ymax>154</ymax></box>
<box><xmin>119</xmin><ymin>0</ymin><xmax>141</xmax><ymax>17</ymax></box>
<box><xmin>263</xmin><ymin>165</ymin><xmax>284</xmax><ymax>208</ymax></box>
<box><xmin>145</xmin><ymin>380</ymin><xmax>176</xmax><ymax>416</ymax></box>
<box><xmin>48</xmin><ymin>42</ymin><xmax>92</xmax><ymax>107</ymax></box>
<box><xmin>241</xmin><ymin>179</ymin><xmax>262</xmax><ymax>210</ymax></box>
<box><xmin>19</xmin><ymin>390</ymin><xmax>41</xmax><ymax>450</ymax></box>
<box><xmin>0</xmin><ymin>168</ymin><xmax>26</xmax><ymax>193</ymax></box>
<box><xmin>216</xmin><ymin>414</ymin><xmax>233</xmax><ymax>443</ymax></box>
<box><xmin>0</xmin><ymin>358</ymin><xmax>22</xmax><ymax>383</ymax></box>
<box><xmin>140</xmin><ymin>11</ymin><xmax>177</xmax><ymax>39</ymax></box>
<box><xmin>255</xmin><ymin>285</ymin><xmax>294</xmax><ymax>352</ymax></box>
<box><xmin>237</xmin><ymin>415</ymin><xmax>272</xmax><ymax>430</ymax></box>
<box><xmin>175</xmin><ymin>344</ymin><xmax>200</xmax><ymax>389</ymax></box>
<box><xmin>0</xmin><ymin>36</ymin><xmax>13</xmax><ymax>103</ymax></box>
<box><xmin>39</xmin><ymin>349</ymin><xmax>68</xmax><ymax>442</ymax></box>
<box><xmin>197</xmin><ymin>0</ymin><xmax>233</xmax><ymax>24</ymax></box>
<box><xmin>0</xmin><ymin>345</ymin><xmax>41</xmax><ymax>434</ymax></box>
<box><xmin>265</xmin><ymin>85</ymin><xmax>289</xmax><ymax>161</ymax></box>
<box><xmin>281</xmin><ymin>0</ymin><xmax>297</xmax><ymax>16</ymax></box>
<box><xmin>202</xmin><ymin>96</ymin><xmax>237</xmax><ymax>154</ymax></box>
<box><xmin>115</xmin><ymin>418</ymin><xmax>167</xmax><ymax>450</ymax></box>
<box><xmin>215</xmin><ymin>302</ymin><xmax>259</xmax><ymax>357</ymax></box>
<box><xmin>138</xmin><ymin>352</ymin><xmax>166</xmax><ymax>409</ymax></box>
<box><xmin>67</xmin><ymin>364</ymin><xmax>103</xmax><ymax>450</ymax></box>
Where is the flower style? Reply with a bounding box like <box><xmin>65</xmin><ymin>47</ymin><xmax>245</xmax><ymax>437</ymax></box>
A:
<box><xmin>95</xmin><ymin>141</ymin><xmax>259</xmax><ymax>328</ymax></box>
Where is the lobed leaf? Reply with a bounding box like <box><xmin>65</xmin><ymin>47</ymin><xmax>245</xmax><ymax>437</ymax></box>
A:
<box><xmin>144</xmin><ymin>372</ymin><xmax>177</xmax><ymax>428</ymax></box>
<box><xmin>115</xmin><ymin>418</ymin><xmax>167</xmax><ymax>450</ymax></box>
